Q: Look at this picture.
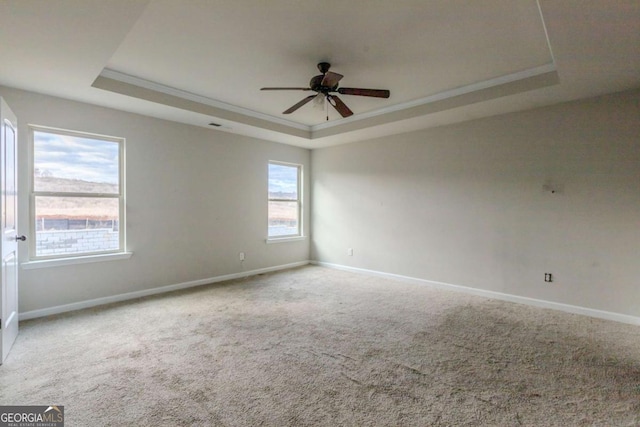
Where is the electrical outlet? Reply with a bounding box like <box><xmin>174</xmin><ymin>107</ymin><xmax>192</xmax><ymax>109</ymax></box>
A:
<box><xmin>544</xmin><ymin>273</ymin><xmax>553</xmax><ymax>282</ymax></box>
<box><xmin>347</xmin><ymin>248</ymin><xmax>353</xmax><ymax>256</ymax></box>
<box><xmin>239</xmin><ymin>252</ymin><xmax>245</xmax><ymax>261</ymax></box>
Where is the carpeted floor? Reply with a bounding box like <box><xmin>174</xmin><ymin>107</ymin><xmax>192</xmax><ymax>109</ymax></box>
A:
<box><xmin>1</xmin><ymin>265</ymin><xmax>639</xmax><ymax>426</ymax></box>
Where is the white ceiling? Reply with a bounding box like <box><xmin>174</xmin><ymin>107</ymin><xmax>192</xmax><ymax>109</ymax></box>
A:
<box><xmin>1</xmin><ymin>0</ymin><xmax>639</xmax><ymax>148</ymax></box>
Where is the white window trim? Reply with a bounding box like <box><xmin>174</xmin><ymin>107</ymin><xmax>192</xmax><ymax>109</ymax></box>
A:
<box><xmin>28</xmin><ymin>125</ymin><xmax>128</xmax><ymax>263</ymax></box>
<box><xmin>265</xmin><ymin>236</ymin><xmax>306</xmax><ymax>244</ymax></box>
<box><xmin>21</xmin><ymin>252</ymin><xmax>133</xmax><ymax>269</ymax></box>
<box><xmin>267</xmin><ymin>160</ymin><xmax>303</xmax><ymax>241</ymax></box>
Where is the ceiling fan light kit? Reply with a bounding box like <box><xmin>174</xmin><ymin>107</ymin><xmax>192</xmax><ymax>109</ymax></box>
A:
<box><xmin>261</xmin><ymin>62</ymin><xmax>390</xmax><ymax>119</ymax></box>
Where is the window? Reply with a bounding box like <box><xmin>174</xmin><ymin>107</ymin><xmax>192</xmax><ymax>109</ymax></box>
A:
<box><xmin>30</xmin><ymin>126</ymin><xmax>125</xmax><ymax>259</ymax></box>
<box><xmin>268</xmin><ymin>161</ymin><xmax>302</xmax><ymax>239</ymax></box>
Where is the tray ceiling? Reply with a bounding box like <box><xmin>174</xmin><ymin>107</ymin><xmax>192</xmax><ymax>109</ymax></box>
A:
<box><xmin>1</xmin><ymin>1</ymin><xmax>638</xmax><ymax>148</ymax></box>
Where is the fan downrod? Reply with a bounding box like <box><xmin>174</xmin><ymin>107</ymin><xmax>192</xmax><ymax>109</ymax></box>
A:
<box><xmin>310</xmin><ymin>62</ymin><xmax>338</xmax><ymax>93</ymax></box>
<box><xmin>317</xmin><ymin>62</ymin><xmax>331</xmax><ymax>74</ymax></box>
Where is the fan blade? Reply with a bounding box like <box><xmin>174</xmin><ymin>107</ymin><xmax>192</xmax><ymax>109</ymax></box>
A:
<box><xmin>337</xmin><ymin>87</ymin><xmax>390</xmax><ymax>98</ymax></box>
<box><xmin>283</xmin><ymin>95</ymin><xmax>317</xmax><ymax>114</ymax></box>
<box><xmin>261</xmin><ymin>87</ymin><xmax>312</xmax><ymax>91</ymax></box>
<box><xmin>321</xmin><ymin>71</ymin><xmax>343</xmax><ymax>87</ymax></box>
<box><xmin>327</xmin><ymin>95</ymin><xmax>353</xmax><ymax>118</ymax></box>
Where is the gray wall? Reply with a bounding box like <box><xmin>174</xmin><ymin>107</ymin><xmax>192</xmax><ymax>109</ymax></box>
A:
<box><xmin>5</xmin><ymin>84</ymin><xmax>639</xmax><ymax>319</ymax></box>
<box><xmin>0</xmin><ymin>86</ymin><xmax>310</xmax><ymax>313</ymax></box>
<box><xmin>311</xmin><ymin>89</ymin><xmax>640</xmax><ymax>317</ymax></box>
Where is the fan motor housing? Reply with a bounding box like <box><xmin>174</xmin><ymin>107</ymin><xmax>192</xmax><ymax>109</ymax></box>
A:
<box><xmin>310</xmin><ymin>75</ymin><xmax>337</xmax><ymax>93</ymax></box>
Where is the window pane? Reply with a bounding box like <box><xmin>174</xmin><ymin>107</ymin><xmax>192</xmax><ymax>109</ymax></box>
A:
<box><xmin>268</xmin><ymin>201</ymin><xmax>299</xmax><ymax>237</ymax></box>
<box><xmin>34</xmin><ymin>130</ymin><xmax>119</xmax><ymax>194</ymax></box>
<box><xmin>35</xmin><ymin>196</ymin><xmax>119</xmax><ymax>257</ymax></box>
<box><xmin>268</xmin><ymin>163</ymin><xmax>298</xmax><ymax>200</ymax></box>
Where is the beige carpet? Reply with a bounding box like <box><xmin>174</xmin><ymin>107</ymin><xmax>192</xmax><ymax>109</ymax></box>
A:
<box><xmin>1</xmin><ymin>266</ymin><xmax>639</xmax><ymax>426</ymax></box>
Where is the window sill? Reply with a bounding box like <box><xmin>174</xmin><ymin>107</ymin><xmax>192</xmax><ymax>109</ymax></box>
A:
<box><xmin>21</xmin><ymin>252</ymin><xmax>133</xmax><ymax>270</ymax></box>
<box><xmin>265</xmin><ymin>236</ymin><xmax>306</xmax><ymax>244</ymax></box>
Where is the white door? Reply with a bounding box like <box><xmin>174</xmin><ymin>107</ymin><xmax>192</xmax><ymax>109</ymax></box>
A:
<box><xmin>1</xmin><ymin>97</ymin><xmax>21</xmax><ymax>364</ymax></box>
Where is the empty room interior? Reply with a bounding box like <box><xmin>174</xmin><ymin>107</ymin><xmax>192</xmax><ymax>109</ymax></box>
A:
<box><xmin>0</xmin><ymin>1</ymin><xmax>639</xmax><ymax>425</ymax></box>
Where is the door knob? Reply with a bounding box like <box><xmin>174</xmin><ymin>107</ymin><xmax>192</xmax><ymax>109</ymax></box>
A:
<box><xmin>15</xmin><ymin>235</ymin><xmax>26</xmax><ymax>241</ymax></box>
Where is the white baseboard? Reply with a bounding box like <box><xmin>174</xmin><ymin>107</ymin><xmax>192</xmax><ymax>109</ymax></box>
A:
<box><xmin>20</xmin><ymin>261</ymin><xmax>310</xmax><ymax>321</ymax></box>
<box><xmin>312</xmin><ymin>261</ymin><xmax>640</xmax><ymax>326</ymax></box>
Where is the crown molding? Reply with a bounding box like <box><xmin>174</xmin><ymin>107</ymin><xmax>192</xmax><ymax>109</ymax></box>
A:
<box><xmin>98</xmin><ymin>68</ymin><xmax>309</xmax><ymax>131</ymax></box>
<box><xmin>310</xmin><ymin>63</ymin><xmax>557</xmax><ymax>133</ymax></box>
<box><xmin>95</xmin><ymin>62</ymin><xmax>557</xmax><ymax>142</ymax></box>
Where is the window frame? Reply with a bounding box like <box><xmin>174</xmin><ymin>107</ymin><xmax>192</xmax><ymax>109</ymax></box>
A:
<box><xmin>28</xmin><ymin>125</ymin><xmax>126</xmax><ymax>261</ymax></box>
<box><xmin>267</xmin><ymin>160</ymin><xmax>303</xmax><ymax>241</ymax></box>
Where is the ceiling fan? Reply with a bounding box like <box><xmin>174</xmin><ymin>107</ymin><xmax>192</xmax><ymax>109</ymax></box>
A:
<box><xmin>261</xmin><ymin>62</ymin><xmax>390</xmax><ymax>118</ymax></box>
